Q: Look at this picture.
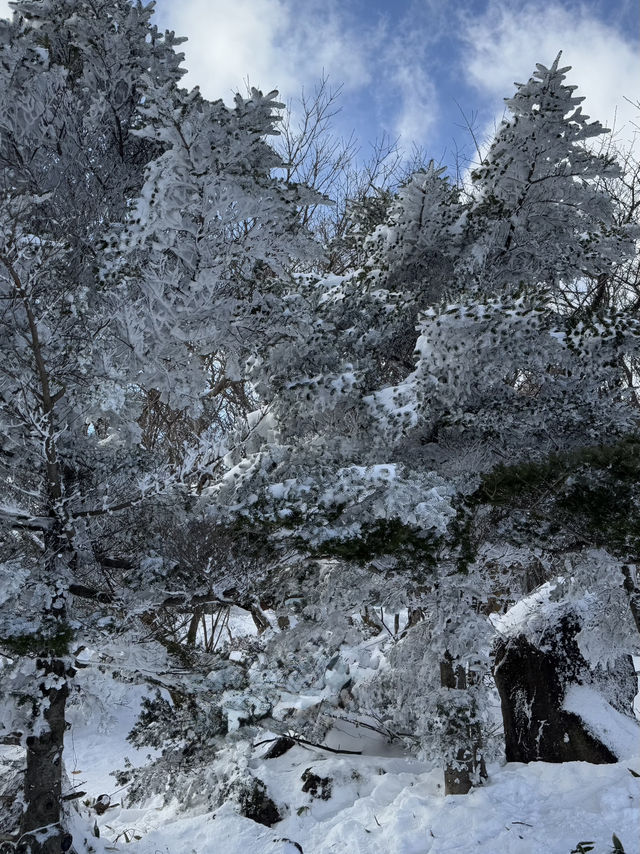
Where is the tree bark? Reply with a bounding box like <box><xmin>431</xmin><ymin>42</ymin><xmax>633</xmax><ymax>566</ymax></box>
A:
<box><xmin>621</xmin><ymin>565</ymin><xmax>640</xmax><ymax>635</ymax></box>
<box><xmin>493</xmin><ymin>620</ymin><xmax>619</xmax><ymax>765</ymax></box>
<box><xmin>440</xmin><ymin>652</ymin><xmax>487</xmax><ymax>795</ymax></box>
<box><xmin>1</xmin><ymin>255</ymin><xmax>73</xmax><ymax>851</ymax></box>
<box><xmin>18</xmin><ymin>659</ymin><xmax>70</xmax><ymax>854</ymax></box>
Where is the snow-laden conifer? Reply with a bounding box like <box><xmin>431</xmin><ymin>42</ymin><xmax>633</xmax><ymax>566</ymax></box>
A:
<box><xmin>466</xmin><ymin>54</ymin><xmax>636</xmax><ymax>301</ymax></box>
<box><xmin>0</xmin><ymin>2</ymin><xmax>318</xmax><ymax>846</ymax></box>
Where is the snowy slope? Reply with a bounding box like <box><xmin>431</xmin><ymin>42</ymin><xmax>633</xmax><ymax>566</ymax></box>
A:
<box><xmin>64</xmin><ymin>684</ymin><xmax>640</xmax><ymax>854</ymax></box>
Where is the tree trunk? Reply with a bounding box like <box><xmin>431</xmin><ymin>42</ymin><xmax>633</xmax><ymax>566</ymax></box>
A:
<box><xmin>440</xmin><ymin>652</ymin><xmax>487</xmax><ymax>795</ymax></box>
<box><xmin>621</xmin><ymin>565</ymin><xmax>640</xmax><ymax>635</ymax></box>
<box><xmin>19</xmin><ymin>548</ymin><xmax>73</xmax><ymax>851</ymax></box>
<box><xmin>4</xmin><ymin>256</ymin><xmax>73</xmax><ymax>851</ymax></box>
<box><xmin>186</xmin><ymin>608</ymin><xmax>202</xmax><ymax>646</ymax></box>
<box><xmin>18</xmin><ymin>659</ymin><xmax>71</xmax><ymax>854</ymax></box>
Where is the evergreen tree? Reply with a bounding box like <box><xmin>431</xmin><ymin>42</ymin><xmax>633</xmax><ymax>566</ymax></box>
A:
<box><xmin>2</xmin><ymin>15</ymin><xmax>638</xmax><ymax>841</ymax></box>
<box><xmin>0</xmin><ymin>3</ymin><xmax>316</xmax><ymax>847</ymax></box>
<box><xmin>465</xmin><ymin>54</ymin><xmax>635</xmax><ymax>305</ymax></box>
<box><xmin>0</xmin><ymin>4</ymin><xmax>186</xmax><ymax>847</ymax></box>
<box><xmin>195</xmin><ymin>58</ymin><xmax>640</xmax><ymax>799</ymax></box>
<box><xmin>112</xmin><ymin>82</ymin><xmax>321</xmax><ymax>422</ymax></box>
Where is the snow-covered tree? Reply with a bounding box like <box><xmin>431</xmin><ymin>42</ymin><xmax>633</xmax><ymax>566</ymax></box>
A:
<box><xmin>464</xmin><ymin>54</ymin><xmax>635</xmax><ymax>304</ymax></box>
<box><xmin>2</xmin><ymin>18</ymin><xmax>638</xmax><ymax>842</ymax></box>
<box><xmin>0</xmin><ymin>4</ymin><xmax>189</xmax><ymax>847</ymax></box>
<box><xmin>0</xmin><ymin>2</ymin><xmax>317</xmax><ymax>847</ymax></box>
<box><xmin>111</xmin><ymin>82</ymin><xmax>321</xmax><ymax>425</ymax></box>
<box><xmin>191</xmin><ymin>58</ymin><xmax>640</xmax><ymax>799</ymax></box>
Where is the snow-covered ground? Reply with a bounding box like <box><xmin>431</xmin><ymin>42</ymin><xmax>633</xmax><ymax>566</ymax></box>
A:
<box><xmin>61</xmin><ymin>680</ymin><xmax>640</xmax><ymax>854</ymax></box>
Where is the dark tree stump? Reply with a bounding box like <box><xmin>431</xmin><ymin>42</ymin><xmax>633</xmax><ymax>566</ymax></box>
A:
<box><xmin>493</xmin><ymin>616</ymin><xmax>617</xmax><ymax>764</ymax></box>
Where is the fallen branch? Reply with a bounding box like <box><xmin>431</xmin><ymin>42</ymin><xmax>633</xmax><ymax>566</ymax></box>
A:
<box><xmin>253</xmin><ymin>733</ymin><xmax>361</xmax><ymax>756</ymax></box>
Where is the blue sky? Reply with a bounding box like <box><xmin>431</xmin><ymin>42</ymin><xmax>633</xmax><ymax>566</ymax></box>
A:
<box><xmin>149</xmin><ymin>0</ymin><xmax>639</xmax><ymax>174</ymax></box>
<box><xmin>1</xmin><ymin>0</ymin><xmax>638</xmax><ymax>174</ymax></box>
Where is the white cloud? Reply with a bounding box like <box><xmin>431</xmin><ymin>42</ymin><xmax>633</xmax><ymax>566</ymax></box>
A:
<box><xmin>0</xmin><ymin>0</ymin><xmax>10</xmax><ymax>18</ymax></box>
<box><xmin>168</xmin><ymin>0</ymin><xmax>291</xmax><ymax>100</ymax></box>
<box><xmin>376</xmin><ymin>11</ymin><xmax>444</xmax><ymax>149</ymax></box>
<box><xmin>386</xmin><ymin>59</ymin><xmax>440</xmax><ymax>147</ymax></box>
<box><xmin>460</xmin><ymin>1</ymin><xmax>640</xmax><ymax>149</ymax></box>
<box><xmin>154</xmin><ymin>0</ymin><xmax>379</xmax><ymax>105</ymax></box>
<box><xmin>154</xmin><ymin>0</ymin><xmax>446</xmax><ymax>149</ymax></box>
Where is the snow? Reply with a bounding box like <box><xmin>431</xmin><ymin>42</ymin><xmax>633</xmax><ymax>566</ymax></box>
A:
<box><xmin>563</xmin><ymin>684</ymin><xmax>640</xmax><ymax>759</ymax></box>
<box><xmin>65</xmin><ymin>677</ymin><xmax>159</xmax><ymax>802</ymax></box>
<box><xmin>72</xmin><ymin>747</ymin><xmax>640</xmax><ymax>854</ymax></box>
<box><xmin>62</xmin><ymin>676</ymin><xmax>640</xmax><ymax>854</ymax></box>
<box><xmin>489</xmin><ymin>580</ymin><xmax>559</xmax><ymax>639</ymax></box>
